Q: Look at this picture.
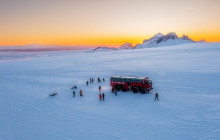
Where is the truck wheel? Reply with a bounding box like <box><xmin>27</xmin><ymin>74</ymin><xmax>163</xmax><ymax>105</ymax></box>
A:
<box><xmin>132</xmin><ymin>87</ymin><xmax>138</xmax><ymax>93</ymax></box>
<box><xmin>146</xmin><ymin>89</ymin><xmax>150</xmax><ymax>93</ymax></box>
<box><xmin>121</xmin><ymin>86</ymin><xmax>126</xmax><ymax>92</ymax></box>
<box><xmin>114</xmin><ymin>85</ymin><xmax>121</xmax><ymax>91</ymax></box>
<box><xmin>112</xmin><ymin>87</ymin><xmax>115</xmax><ymax>93</ymax></box>
<box><xmin>140</xmin><ymin>88</ymin><xmax>146</xmax><ymax>94</ymax></box>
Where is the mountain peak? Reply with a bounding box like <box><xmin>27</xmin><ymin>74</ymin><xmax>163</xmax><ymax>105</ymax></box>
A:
<box><xmin>119</xmin><ymin>42</ymin><xmax>134</xmax><ymax>50</ymax></box>
<box><xmin>198</xmin><ymin>39</ymin><xmax>206</xmax><ymax>43</ymax></box>
<box><xmin>166</xmin><ymin>32</ymin><xmax>178</xmax><ymax>39</ymax></box>
<box><xmin>181</xmin><ymin>35</ymin><xmax>193</xmax><ymax>41</ymax></box>
<box><xmin>153</xmin><ymin>33</ymin><xmax>164</xmax><ymax>38</ymax></box>
<box><xmin>181</xmin><ymin>34</ymin><xmax>189</xmax><ymax>38</ymax></box>
<box><xmin>167</xmin><ymin>32</ymin><xmax>177</xmax><ymax>36</ymax></box>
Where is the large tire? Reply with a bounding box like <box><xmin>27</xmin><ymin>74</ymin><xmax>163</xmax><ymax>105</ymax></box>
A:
<box><xmin>112</xmin><ymin>87</ymin><xmax>115</xmax><ymax>93</ymax></box>
<box><xmin>140</xmin><ymin>88</ymin><xmax>146</xmax><ymax>94</ymax></box>
<box><xmin>132</xmin><ymin>87</ymin><xmax>139</xmax><ymax>93</ymax></box>
<box><xmin>114</xmin><ymin>85</ymin><xmax>121</xmax><ymax>91</ymax></box>
<box><xmin>121</xmin><ymin>86</ymin><xmax>126</xmax><ymax>92</ymax></box>
<box><xmin>146</xmin><ymin>89</ymin><xmax>150</xmax><ymax>93</ymax></box>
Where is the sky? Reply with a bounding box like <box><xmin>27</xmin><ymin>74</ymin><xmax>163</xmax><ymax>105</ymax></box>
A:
<box><xmin>0</xmin><ymin>0</ymin><xmax>220</xmax><ymax>47</ymax></box>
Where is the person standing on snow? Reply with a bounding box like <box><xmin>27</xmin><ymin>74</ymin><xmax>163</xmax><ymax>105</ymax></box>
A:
<box><xmin>102</xmin><ymin>93</ymin><xmax>105</xmax><ymax>101</ymax></box>
<box><xmin>99</xmin><ymin>93</ymin><xmax>102</xmax><ymax>101</ymax></box>
<box><xmin>73</xmin><ymin>91</ymin><xmax>75</xmax><ymax>97</ymax></box>
<box><xmin>80</xmin><ymin>90</ymin><xmax>83</xmax><ymax>96</ymax></box>
<box><xmin>71</xmin><ymin>85</ymin><xmax>77</xmax><ymax>89</ymax></box>
<box><xmin>86</xmin><ymin>81</ymin><xmax>89</xmax><ymax>86</ymax></box>
<box><xmin>99</xmin><ymin>85</ymin><xmax>101</xmax><ymax>92</ymax></box>
<box><xmin>98</xmin><ymin>77</ymin><xmax>101</xmax><ymax>83</ymax></box>
<box><xmin>114</xmin><ymin>89</ymin><xmax>117</xmax><ymax>96</ymax></box>
<box><xmin>103</xmin><ymin>78</ymin><xmax>105</xmax><ymax>82</ymax></box>
<box><xmin>154</xmin><ymin>92</ymin><xmax>159</xmax><ymax>101</ymax></box>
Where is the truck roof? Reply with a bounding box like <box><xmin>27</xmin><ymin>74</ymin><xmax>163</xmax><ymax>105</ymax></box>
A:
<box><xmin>111</xmin><ymin>76</ymin><xmax>148</xmax><ymax>81</ymax></box>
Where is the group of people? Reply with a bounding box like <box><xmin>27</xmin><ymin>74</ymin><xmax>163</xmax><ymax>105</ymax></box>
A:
<box><xmin>71</xmin><ymin>77</ymin><xmax>159</xmax><ymax>101</ymax></box>
<box><xmin>90</xmin><ymin>78</ymin><xmax>94</xmax><ymax>83</ymax></box>
<box><xmin>99</xmin><ymin>93</ymin><xmax>105</xmax><ymax>101</ymax></box>
<box><xmin>87</xmin><ymin>77</ymin><xmax>97</xmax><ymax>86</ymax></box>
<box><xmin>71</xmin><ymin>85</ymin><xmax>77</xmax><ymax>89</ymax></box>
<box><xmin>71</xmin><ymin>77</ymin><xmax>106</xmax><ymax>101</ymax></box>
<box><xmin>86</xmin><ymin>77</ymin><xmax>105</xmax><ymax>86</ymax></box>
<box><xmin>97</xmin><ymin>77</ymin><xmax>105</xmax><ymax>83</ymax></box>
<box><xmin>71</xmin><ymin>85</ymin><xmax>84</xmax><ymax>97</ymax></box>
<box><xmin>98</xmin><ymin>85</ymin><xmax>105</xmax><ymax>101</ymax></box>
<box><xmin>72</xmin><ymin>90</ymin><xmax>83</xmax><ymax>97</ymax></box>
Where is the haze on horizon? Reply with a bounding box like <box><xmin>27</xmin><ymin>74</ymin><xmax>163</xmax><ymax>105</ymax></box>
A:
<box><xmin>0</xmin><ymin>0</ymin><xmax>220</xmax><ymax>48</ymax></box>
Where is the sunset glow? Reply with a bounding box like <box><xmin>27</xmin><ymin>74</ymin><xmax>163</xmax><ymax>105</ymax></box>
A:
<box><xmin>0</xmin><ymin>0</ymin><xmax>220</xmax><ymax>47</ymax></box>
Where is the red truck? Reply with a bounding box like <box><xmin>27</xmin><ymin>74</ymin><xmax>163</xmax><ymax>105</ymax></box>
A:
<box><xmin>110</xmin><ymin>76</ymin><xmax>153</xmax><ymax>94</ymax></box>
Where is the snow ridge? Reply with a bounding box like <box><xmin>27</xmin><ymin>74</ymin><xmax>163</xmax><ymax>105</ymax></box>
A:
<box><xmin>92</xmin><ymin>47</ymin><xmax>118</xmax><ymax>52</ymax></box>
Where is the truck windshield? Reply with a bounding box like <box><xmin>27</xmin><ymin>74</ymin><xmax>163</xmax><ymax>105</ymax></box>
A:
<box><xmin>145</xmin><ymin>80</ymin><xmax>152</xmax><ymax>84</ymax></box>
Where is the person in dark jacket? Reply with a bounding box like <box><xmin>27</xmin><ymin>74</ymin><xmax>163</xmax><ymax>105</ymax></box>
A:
<box><xmin>114</xmin><ymin>89</ymin><xmax>117</xmax><ymax>96</ymax></box>
<box><xmin>99</xmin><ymin>93</ymin><xmax>102</xmax><ymax>101</ymax></box>
<box><xmin>86</xmin><ymin>81</ymin><xmax>89</xmax><ymax>86</ymax></box>
<box><xmin>103</xmin><ymin>78</ymin><xmax>105</xmax><ymax>82</ymax></box>
<box><xmin>98</xmin><ymin>77</ymin><xmax>101</xmax><ymax>82</ymax></box>
<box><xmin>99</xmin><ymin>85</ymin><xmax>101</xmax><ymax>92</ymax></box>
<box><xmin>73</xmin><ymin>91</ymin><xmax>75</xmax><ymax>97</ymax></box>
<box><xmin>102</xmin><ymin>93</ymin><xmax>105</xmax><ymax>101</ymax></box>
<box><xmin>154</xmin><ymin>92</ymin><xmax>159</xmax><ymax>101</ymax></box>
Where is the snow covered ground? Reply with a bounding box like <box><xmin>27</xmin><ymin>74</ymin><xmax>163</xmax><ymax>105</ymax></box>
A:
<box><xmin>0</xmin><ymin>42</ymin><xmax>220</xmax><ymax>140</ymax></box>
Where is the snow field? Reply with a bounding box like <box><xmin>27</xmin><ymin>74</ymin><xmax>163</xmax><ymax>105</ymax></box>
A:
<box><xmin>0</xmin><ymin>42</ymin><xmax>220</xmax><ymax>140</ymax></box>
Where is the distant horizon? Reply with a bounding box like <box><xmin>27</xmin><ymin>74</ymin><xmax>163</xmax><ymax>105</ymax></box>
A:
<box><xmin>0</xmin><ymin>44</ymin><xmax>119</xmax><ymax>50</ymax></box>
<box><xmin>0</xmin><ymin>32</ymin><xmax>218</xmax><ymax>50</ymax></box>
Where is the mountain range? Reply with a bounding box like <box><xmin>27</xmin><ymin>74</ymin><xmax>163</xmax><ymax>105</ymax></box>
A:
<box><xmin>93</xmin><ymin>32</ymin><xmax>205</xmax><ymax>51</ymax></box>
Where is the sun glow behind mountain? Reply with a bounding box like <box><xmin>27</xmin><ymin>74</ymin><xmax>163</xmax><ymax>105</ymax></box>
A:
<box><xmin>0</xmin><ymin>0</ymin><xmax>220</xmax><ymax>48</ymax></box>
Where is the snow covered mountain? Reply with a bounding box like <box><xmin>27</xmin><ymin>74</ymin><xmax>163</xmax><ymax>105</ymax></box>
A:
<box><xmin>135</xmin><ymin>32</ymin><xmax>197</xmax><ymax>49</ymax></box>
<box><xmin>118</xmin><ymin>43</ymin><xmax>134</xmax><ymax>50</ymax></box>
<box><xmin>92</xmin><ymin>47</ymin><xmax>118</xmax><ymax>52</ymax></box>
<box><xmin>198</xmin><ymin>39</ymin><xmax>206</xmax><ymax>43</ymax></box>
<box><xmin>93</xmin><ymin>43</ymin><xmax>134</xmax><ymax>52</ymax></box>
<box><xmin>92</xmin><ymin>32</ymin><xmax>205</xmax><ymax>51</ymax></box>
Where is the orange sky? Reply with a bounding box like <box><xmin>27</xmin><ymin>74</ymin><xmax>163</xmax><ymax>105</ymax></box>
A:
<box><xmin>0</xmin><ymin>0</ymin><xmax>220</xmax><ymax>47</ymax></box>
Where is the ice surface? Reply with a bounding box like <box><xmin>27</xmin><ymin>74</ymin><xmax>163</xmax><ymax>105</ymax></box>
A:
<box><xmin>0</xmin><ymin>42</ymin><xmax>220</xmax><ymax>140</ymax></box>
